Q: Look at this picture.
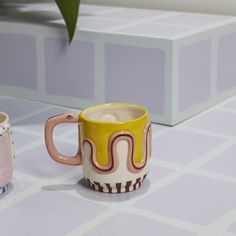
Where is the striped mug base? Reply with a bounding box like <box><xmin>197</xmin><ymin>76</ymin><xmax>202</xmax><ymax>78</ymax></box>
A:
<box><xmin>86</xmin><ymin>173</ymin><xmax>147</xmax><ymax>193</ymax></box>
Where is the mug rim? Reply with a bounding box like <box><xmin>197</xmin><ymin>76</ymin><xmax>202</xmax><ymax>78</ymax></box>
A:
<box><xmin>79</xmin><ymin>102</ymin><xmax>148</xmax><ymax>125</ymax></box>
<box><xmin>0</xmin><ymin>112</ymin><xmax>9</xmax><ymax>126</ymax></box>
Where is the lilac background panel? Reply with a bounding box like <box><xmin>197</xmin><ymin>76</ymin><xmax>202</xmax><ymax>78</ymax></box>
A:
<box><xmin>179</xmin><ymin>39</ymin><xmax>211</xmax><ymax>110</ymax></box>
<box><xmin>218</xmin><ymin>31</ymin><xmax>236</xmax><ymax>93</ymax></box>
<box><xmin>85</xmin><ymin>212</ymin><xmax>196</xmax><ymax>236</ymax></box>
<box><xmin>45</xmin><ymin>38</ymin><xmax>95</xmax><ymax>100</ymax></box>
<box><xmin>0</xmin><ymin>33</ymin><xmax>37</xmax><ymax>89</ymax></box>
<box><xmin>105</xmin><ymin>43</ymin><xmax>165</xmax><ymax>115</ymax></box>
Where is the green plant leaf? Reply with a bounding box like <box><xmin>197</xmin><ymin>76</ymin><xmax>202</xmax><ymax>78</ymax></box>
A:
<box><xmin>55</xmin><ymin>0</ymin><xmax>80</xmax><ymax>43</ymax></box>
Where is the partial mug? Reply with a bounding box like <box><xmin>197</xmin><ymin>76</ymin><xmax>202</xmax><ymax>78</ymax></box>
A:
<box><xmin>45</xmin><ymin>103</ymin><xmax>152</xmax><ymax>193</ymax></box>
<box><xmin>0</xmin><ymin>112</ymin><xmax>14</xmax><ymax>195</ymax></box>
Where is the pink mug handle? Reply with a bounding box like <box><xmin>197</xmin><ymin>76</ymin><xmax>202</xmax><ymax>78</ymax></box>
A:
<box><xmin>45</xmin><ymin>113</ymin><xmax>81</xmax><ymax>165</ymax></box>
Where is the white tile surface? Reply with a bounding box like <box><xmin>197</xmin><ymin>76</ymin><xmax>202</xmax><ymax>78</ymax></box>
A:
<box><xmin>0</xmin><ymin>95</ymin><xmax>236</xmax><ymax>236</ymax></box>
<box><xmin>154</xmin><ymin>13</ymin><xmax>231</xmax><ymax>27</ymax></box>
<box><xmin>18</xmin><ymin>3</ymin><xmax>235</xmax><ymax>39</ymax></box>
<box><xmin>182</xmin><ymin>109</ymin><xmax>236</xmax><ymax>136</ymax></box>
<box><xmin>77</xmin><ymin>18</ymin><xmax>128</xmax><ymax>31</ymax></box>
<box><xmin>152</xmin><ymin>130</ymin><xmax>226</xmax><ymax>164</ymax></box>
<box><xmin>79</xmin><ymin>4</ymin><xmax>120</xmax><ymax>15</ymax></box>
<box><xmin>220</xmin><ymin>95</ymin><xmax>236</xmax><ymax>111</ymax></box>
<box><xmin>113</xmin><ymin>23</ymin><xmax>195</xmax><ymax>38</ymax></box>
<box><xmin>201</xmin><ymin>143</ymin><xmax>236</xmax><ymax>178</ymax></box>
<box><xmin>228</xmin><ymin>222</ymin><xmax>236</xmax><ymax>235</ymax></box>
<box><xmin>99</xmin><ymin>8</ymin><xmax>166</xmax><ymax>20</ymax></box>
<box><xmin>85</xmin><ymin>212</ymin><xmax>196</xmax><ymax>236</ymax></box>
<box><xmin>0</xmin><ymin>191</ymin><xmax>106</xmax><ymax>236</ymax></box>
<box><xmin>135</xmin><ymin>174</ymin><xmax>236</xmax><ymax>225</ymax></box>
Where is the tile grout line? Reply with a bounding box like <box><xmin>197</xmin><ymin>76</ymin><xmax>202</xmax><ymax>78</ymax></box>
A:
<box><xmin>201</xmin><ymin>208</ymin><xmax>236</xmax><ymax>233</ymax></box>
<box><xmin>1</xmin><ymin>97</ymin><xmax>236</xmax><ymax>234</ymax></box>
<box><xmin>15</xmin><ymin>139</ymin><xmax>44</xmax><ymax>155</ymax></box>
<box><xmin>0</xmin><ymin>185</ymin><xmax>40</xmax><ymax>210</ymax></box>
<box><xmin>171</xmin><ymin>18</ymin><xmax>236</xmax><ymax>40</ymax></box>
<box><xmin>104</xmin><ymin>12</ymin><xmax>180</xmax><ymax>32</ymax></box>
<box><xmin>152</xmin><ymin>127</ymin><xmax>174</xmax><ymax>139</ymax></box>
<box><xmin>216</xmin><ymin>107</ymin><xmax>236</xmax><ymax>114</ymax></box>
<box><xmin>13</xmin><ymin>127</ymin><xmax>43</xmax><ymax>137</ymax></box>
<box><xmin>67</xmin><ymin>209</ymin><xmax>120</xmax><ymax>236</ymax></box>
<box><xmin>11</xmin><ymin>106</ymin><xmax>53</xmax><ymax>125</ymax></box>
<box><xmin>13</xmin><ymin>134</ymin><xmax>78</xmax><ymax>155</ymax></box>
<box><xmin>149</xmin><ymin>158</ymin><xmax>183</xmax><ymax>170</ymax></box>
<box><xmin>64</xmin><ymin>170</ymin><xmax>190</xmax><ymax>235</ymax></box>
<box><xmin>64</xmin><ymin>161</ymin><xmax>236</xmax><ymax>236</ymax></box>
<box><xmin>0</xmin><ymin>168</ymin><xmax>84</xmax><ymax>210</ymax></box>
<box><xmin>216</xmin><ymin>95</ymin><xmax>236</xmax><ymax>106</ymax></box>
<box><xmin>125</xmin><ymin>206</ymin><xmax>205</xmax><ymax>234</ymax></box>
<box><xmin>83</xmin><ymin>7</ymin><xmax>126</xmax><ymax>16</ymax></box>
<box><xmin>14</xmin><ymin>172</ymin><xmax>45</xmax><ymax>185</ymax></box>
<box><xmin>183</xmin><ymin>140</ymin><xmax>236</xmax><ymax>170</ymax></box>
<box><xmin>13</xmin><ymin>123</ymin><xmax>79</xmax><ymax>156</ymax></box>
<box><xmin>190</xmin><ymin>169</ymin><xmax>236</xmax><ymax>184</ymax></box>
<box><xmin>13</xmin><ymin>125</ymin><xmax>77</xmax><ymax>139</ymax></box>
<box><xmin>65</xmin><ymin>137</ymin><xmax>236</xmax><ymax>235</ymax></box>
<box><xmin>3</xmin><ymin>137</ymin><xmax>236</xmax><ymax>235</ymax></box>
<box><xmin>176</xmin><ymin>126</ymin><xmax>236</xmax><ymax>140</ymax></box>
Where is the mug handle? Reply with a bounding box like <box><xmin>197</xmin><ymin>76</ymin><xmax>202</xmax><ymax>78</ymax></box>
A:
<box><xmin>45</xmin><ymin>113</ymin><xmax>82</xmax><ymax>165</ymax></box>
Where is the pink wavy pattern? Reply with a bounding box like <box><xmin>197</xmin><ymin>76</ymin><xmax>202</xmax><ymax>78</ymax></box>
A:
<box><xmin>82</xmin><ymin>122</ymin><xmax>151</xmax><ymax>173</ymax></box>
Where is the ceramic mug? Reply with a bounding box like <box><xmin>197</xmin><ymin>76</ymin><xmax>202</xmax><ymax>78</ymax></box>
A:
<box><xmin>0</xmin><ymin>112</ymin><xmax>14</xmax><ymax>195</ymax></box>
<box><xmin>45</xmin><ymin>103</ymin><xmax>152</xmax><ymax>193</ymax></box>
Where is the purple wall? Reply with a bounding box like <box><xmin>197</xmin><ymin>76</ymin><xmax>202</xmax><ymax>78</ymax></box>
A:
<box><xmin>45</xmin><ymin>38</ymin><xmax>95</xmax><ymax>101</ymax></box>
<box><xmin>0</xmin><ymin>33</ymin><xmax>37</xmax><ymax>89</ymax></box>
<box><xmin>218</xmin><ymin>31</ymin><xmax>236</xmax><ymax>93</ymax></box>
<box><xmin>105</xmin><ymin>43</ymin><xmax>165</xmax><ymax>115</ymax></box>
<box><xmin>179</xmin><ymin>40</ymin><xmax>211</xmax><ymax>110</ymax></box>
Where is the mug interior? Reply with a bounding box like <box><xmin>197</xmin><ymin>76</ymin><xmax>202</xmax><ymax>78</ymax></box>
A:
<box><xmin>0</xmin><ymin>113</ymin><xmax>8</xmax><ymax>125</ymax></box>
<box><xmin>82</xmin><ymin>104</ymin><xmax>146</xmax><ymax>123</ymax></box>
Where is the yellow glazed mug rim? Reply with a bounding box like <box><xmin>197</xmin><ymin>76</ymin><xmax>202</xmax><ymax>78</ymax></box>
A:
<box><xmin>79</xmin><ymin>102</ymin><xmax>148</xmax><ymax>125</ymax></box>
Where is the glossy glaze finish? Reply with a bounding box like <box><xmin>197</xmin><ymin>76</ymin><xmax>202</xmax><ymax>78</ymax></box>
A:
<box><xmin>45</xmin><ymin>103</ymin><xmax>152</xmax><ymax>193</ymax></box>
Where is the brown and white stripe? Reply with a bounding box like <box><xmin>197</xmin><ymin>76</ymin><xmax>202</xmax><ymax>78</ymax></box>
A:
<box><xmin>86</xmin><ymin>173</ymin><xmax>147</xmax><ymax>193</ymax></box>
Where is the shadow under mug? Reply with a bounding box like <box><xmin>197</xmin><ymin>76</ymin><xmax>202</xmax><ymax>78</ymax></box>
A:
<box><xmin>45</xmin><ymin>103</ymin><xmax>152</xmax><ymax>193</ymax></box>
<box><xmin>0</xmin><ymin>112</ymin><xmax>14</xmax><ymax>195</ymax></box>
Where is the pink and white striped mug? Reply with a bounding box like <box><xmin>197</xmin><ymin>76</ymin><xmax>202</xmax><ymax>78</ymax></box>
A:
<box><xmin>45</xmin><ymin>103</ymin><xmax>152</xmax><ymax>193</ymax></box>
<box><xmin>0</xmin><ymin>112</ymin><xmax>14</xmax><ymax>195</ymax></box>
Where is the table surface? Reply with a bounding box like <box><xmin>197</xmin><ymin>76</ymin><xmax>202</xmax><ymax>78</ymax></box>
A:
<box><xmin>0</xmin><ymin>95</ymin><xmax>236</xmax><ymax>236</ymax></box>
<box><xmin>2</xmin><ymin>3</ymin><xmax>236</xmax><ymax>39</ymax></box>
